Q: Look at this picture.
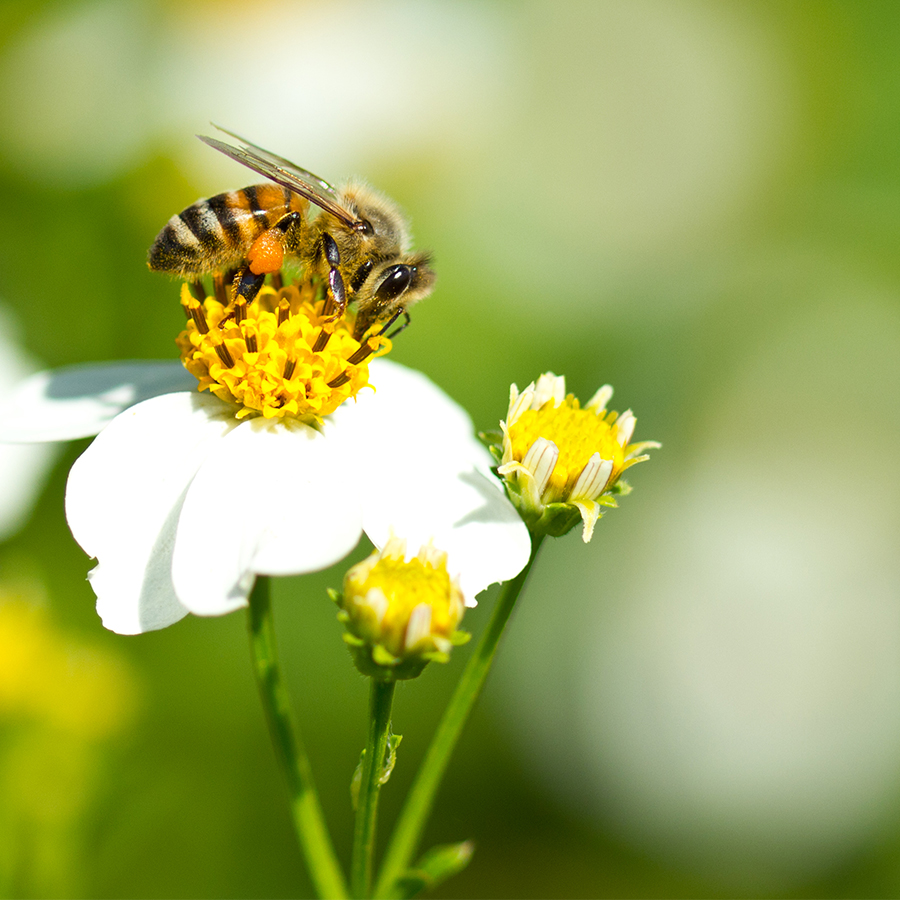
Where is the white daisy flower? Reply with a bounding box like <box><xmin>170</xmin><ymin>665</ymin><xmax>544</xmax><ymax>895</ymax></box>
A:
<box><xmin>0</xmin><ymin>283</ymin><xmax>530</xmax><ymax>634</ymax></box>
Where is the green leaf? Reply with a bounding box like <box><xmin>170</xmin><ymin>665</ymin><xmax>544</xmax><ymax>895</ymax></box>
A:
<box><xmin>350</xmin><ymin>748</ymin><xmax>365</xmax><ymax>811</ymax></box>
<box><xmin>478</xmin><ymin>429</ymin><xmax>503</xmax><ymax>448</ymax></box>
<box><xmin>394</xmin><ymin>841</ymin><xmax>475</xmax><ymax>899</ymax></box>
<box><xmin>380</xmin><ymin>732</ymin><xmax>402</xmax><ymax>786</ymax></box>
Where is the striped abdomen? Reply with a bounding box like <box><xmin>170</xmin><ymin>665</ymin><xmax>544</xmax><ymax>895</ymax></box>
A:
<box><xmin>148</xmin><ymin>183</ymin><xmax>308</xmax><ymax>277</ymax></box>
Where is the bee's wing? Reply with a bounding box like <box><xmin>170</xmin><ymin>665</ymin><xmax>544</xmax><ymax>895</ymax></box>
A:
<box><xmin>210</xmin><ymin>125</ymin><xmax>341</xmax><ymax>199</ymax></box>
<box><xmin>198</xmin><ymin>131</ymin><xmax>360</xmax><ymax>229</ymax></box>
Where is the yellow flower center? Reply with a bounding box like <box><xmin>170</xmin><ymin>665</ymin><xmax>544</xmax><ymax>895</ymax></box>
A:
<box><xmin>176</xmin><ymin>280</ymin><xmax>390</xmax><ymax>421</ymax></box>
<box><xmin>508</xmin><ymin>395</ymin><xmax>626</xmax><ymax>499</ymax></box>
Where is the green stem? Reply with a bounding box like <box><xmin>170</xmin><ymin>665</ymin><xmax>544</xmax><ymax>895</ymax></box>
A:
<box><xmin>352</xmin><ymin>679</ymin><xmax>397</xmax><ymax>899</ymax></box>
<box><xmin>374</xmin><ymin>535</ymin><xmax>545</xmax><ymax>899</ymax></box>
<box><xmin>247</xmin><ymin>577</ymin><xmax>349</xmax><ymax>900</ymax></box>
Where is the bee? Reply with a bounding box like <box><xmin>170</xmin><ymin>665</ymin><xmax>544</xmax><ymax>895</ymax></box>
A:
<box><xmin>148</xmin><ymin>128</ymin><xmax>435</xmax><ymax>339</ymax></box>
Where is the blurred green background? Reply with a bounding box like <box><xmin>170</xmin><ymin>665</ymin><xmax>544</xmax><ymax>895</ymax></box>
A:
<box><xmin>1</xmin><ymin>0</ymin><xmax>900</xmax><ymax>897</ymax></box>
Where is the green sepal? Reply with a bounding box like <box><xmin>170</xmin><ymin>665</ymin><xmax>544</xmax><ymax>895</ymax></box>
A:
<box><xmin>527</xmin><ymin>502</ymin><xmax>583</xmax><ymax>538</ymax></box>
<box><xmin>394</xmin><ymin>841</ymin><xmax>475</xmax><ymax>899</ymax></box>
<box><xmin>372</xmin><ymin>643</ymin><xmax>400</xmax><ymax>667</ymax></box>
<box><xmin>478</xmin><ymin>429</ymin><xmax>503</xmax><ymax>450</ymax></box>
<box><xmin>346</xmin><ymin>641</ymin><xmax>431</xmax><ymax>682</ymax></box>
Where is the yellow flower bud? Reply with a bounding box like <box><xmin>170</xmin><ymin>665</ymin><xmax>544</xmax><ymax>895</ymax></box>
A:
<box><xmin>334</xmin><ymin>536</ymin><xmax>469</xmax><ymax>681</ymax></box>
<box><xmin>493</xmin><ymin>373</ymin><xmax>659</xmax><ymax>540</ymax></box>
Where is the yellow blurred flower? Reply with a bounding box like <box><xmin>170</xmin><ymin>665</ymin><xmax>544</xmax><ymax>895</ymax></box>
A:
<box><xmin>0</xmin><ymin>585</ymin><xmax>137</xmax><ymax>739</ymax></box>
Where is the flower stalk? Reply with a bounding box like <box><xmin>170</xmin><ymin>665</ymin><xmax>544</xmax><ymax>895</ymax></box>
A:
<box><xmin>247</xmin><ymin>577</ymin><xmax>348</xmax><ymax>900</ymax></box>
<box><xmin>374</xmin><ymin>534</ymin><xmax>545</xmax><ymax>899</ymax></box>
<box><xmin>352</xmin><ymin>679</ymin><xmax>397</xmax><ymax>899</ymax></box>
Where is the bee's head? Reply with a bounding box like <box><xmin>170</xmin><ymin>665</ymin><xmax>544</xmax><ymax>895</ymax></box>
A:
<box><xmin>354</xmin><ymin>252</ymin><xmax>435</xmax><ymax>338</ymax></box>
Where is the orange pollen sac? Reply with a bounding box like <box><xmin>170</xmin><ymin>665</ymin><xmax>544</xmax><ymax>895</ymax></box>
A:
<box><xmin>248</xmin><ymin>229</ymin><xmax>286</xmax><ymax>275</ymax></box>
<box><xmin>176</xmin><ymin>279</ymin><xmax>392</xmax><ymax>422</ymax></box>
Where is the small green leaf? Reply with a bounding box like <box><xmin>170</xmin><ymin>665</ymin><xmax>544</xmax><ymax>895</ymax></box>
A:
<box><xmin>394</xmin><ymin>841</ymin><xmax>475</xmax><ymax>899</ymax></box>
<box><xmin>350</xmin><ymin>748</ymin><xmax>365</xmax><ymax>810</ymax></box>
<box><xmin>380</xmin><ymin>732</ymin><xmax>402</xmax><ymax>785</ymax></box>
<box><xmin>478</xmin><ymin>429</ymin><xmax>503</xmax><ymax>448</ymax></box>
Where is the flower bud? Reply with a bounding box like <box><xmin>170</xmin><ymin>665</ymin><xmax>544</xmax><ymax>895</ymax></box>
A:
<box><xmin>334</xmin><ymin>536</ymin><xmax>469</xmax><ymax>681</ymax></box>
<box><xmin>492</xmin><ymin>373</ymin><xmax>659</xmax><ymax>541</ymax></box>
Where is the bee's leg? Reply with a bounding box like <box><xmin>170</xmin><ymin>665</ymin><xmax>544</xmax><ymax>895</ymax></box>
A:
<box><xmin>351</xmin><ymin>308</ymin><xmax>410</xmax><ymax>343</ymax></box>
<box><xmin>320</xmin><ymin>233</ymin><xmax>347</xmax><ymax>319</ymax></box>
<box><xmin>234</xmin><ymin>267</ymin><xmax>266</xmax><ymax>303</ymax></box>
<box><xmin>217</xmin><ymin>213</ymin><xmax>302</xmax><ymax>328</ymax></box>
<box><xmin>188</xmin><ymin>280</ymin><xmax>206</xmax><ymax>301</ymax></box>
<box><xmin>214</xmin><ymin>266</ymin><xmax>264</xmax><ymax>328</ymax></box>
<box><xmin>384</xmin><ymin>310</ymin><xmax>411</xmax><ymax>340</ymax></box>
<box><xmin>335</xmin><ymin>310</ymin><xmax>409</xmax><ymax>382</ymax></box>
<box><xmin>213</xmin><ymin>272</ymin><xmax>229</xmax><ymax>305</ymax></box>
<box><xmin>239</xmin><ymin>212</ymin><xmax>302</xmax><ymax>300</ymax></box>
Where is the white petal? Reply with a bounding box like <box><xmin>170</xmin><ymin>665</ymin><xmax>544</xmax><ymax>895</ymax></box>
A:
<box><xmin>615</xmin><ymin>410</ymin><xmax>636</xmax><ymax>446</ymax></box>
<box><xmin>171</xmin><ymin>416</ymin><xmax>362</xmax><ymax>616</ymax></box>
<box><xmin>65</xmin><ymin>391</ymin><xmax>237</xmax><ymax>634</ymax></box>
<box><xmin>0</xmin><ymin>361</ymin><xmax>196</xmax><ymax>442</ymax></box>
<box><xmin>497</xmin><ymin>458</ymin><xmax>545</xmax><ymax>511</ymax></box>
<box><xmin>382</xmin><ymin>466</ymin><xmax>530</xmax><ymax>603</ymax></box>
<box><xmin>505</xmin><ymin>381</ymin><xmax>534</xmax><ymax>426</ymax></box>
<box><xmin>338</xmin><ymin>360</ymin><xmax>530</xmax><ymax>602</ymax></box>
<box><xmin>627</xmin><ymin>439</ymin><xmax>662</xmax><ymax>458</ymax></box>
<box><xmin>405</xmin><ymin>603</ymin><xmax>433</xmax><ymax>650</ymax></box>
<box><xmin>570</xmin><ymin>453</ymin><xmax>614</xmax><ymax>501</ymax></box>
<box><xmin>533</xmin><ymin>372</ymin><xmax>565</xmax><ymax>408</ymax></box>
<box><xmin>333</xmin><ymin>358</ymin><xmax>485</xmax><ymax>464</ymax></box>
<box><xmin>521</xmin><ymin>436</ymin><xmax>559</xmax><ymax>499</ymax></box>
<box><xmin>362</xmin><ymin>588</ymin><xmax>388</xmax><ymax>626</ymax></box>
<box><xmin>572</xmin><ymin>498</ymin><xmax>602</xmax><ymax>542</ymax></box>
<box><xmin>586</xmin><ymin>384</ymin><xmax>613</xmax><ymax>412</ymax></box>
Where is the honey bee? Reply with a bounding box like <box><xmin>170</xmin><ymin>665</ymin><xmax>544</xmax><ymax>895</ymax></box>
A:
<box><xmin>148</xmin><ymin>128</ymin><xmax>435</xmax><ymax>339</ymax></box>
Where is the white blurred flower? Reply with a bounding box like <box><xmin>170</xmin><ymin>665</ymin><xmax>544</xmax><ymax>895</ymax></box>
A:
<box><xmin>0</xmin><ymin>307</ymin><xmax>57</xmax><ymax>541</ymax></box>
<box><xmin>0</xmin><ymin>0</ymin><xmax>511</xmax><ymax>185</ymax></box>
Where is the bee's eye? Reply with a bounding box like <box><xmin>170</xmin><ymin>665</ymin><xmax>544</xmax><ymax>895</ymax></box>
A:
<box><xmin>375</xmin><ymin>265</ymin><xmax>412</xmax><ymax>302</ymax></box>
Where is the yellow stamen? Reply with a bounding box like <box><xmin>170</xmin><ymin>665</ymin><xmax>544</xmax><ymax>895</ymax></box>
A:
<box><xmin>507</xmin><ymin>395</ymin><xmax>626</xmax><ymax>502</ymax></box>
<box><xmin>177</xmin><ymin>280</ymin><xmax>391</xmax><ymax>422</ymax></box>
